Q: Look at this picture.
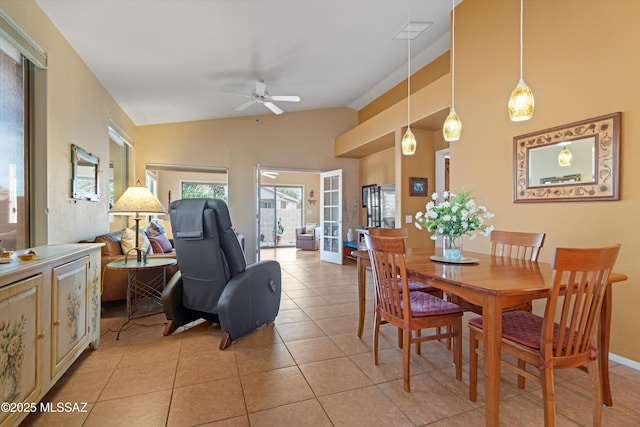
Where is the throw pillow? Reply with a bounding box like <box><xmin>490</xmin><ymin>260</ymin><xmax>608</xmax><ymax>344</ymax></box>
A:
<box><xmin>305</xmin><ymin>223</ymin><xmax>317</xmax><ymax>234</ymax></box>
<box><xmin>145</xmin><ymin>220</ymin><xmax>166</xmax><ymax>238</ymax></box>
<box><xmin>121</xmin><ymin>228</ymin><xmax>150</xmax><ymax>255</ymax></box>
<box><xmin>148</xmin><ymin>234</ymin><xmax>173</xmax><ymax>253</ymax></box>
<box><xmin>148</xmin><ymin>237</ymin><xmax>163</xmax><ymax>254</ymax></box>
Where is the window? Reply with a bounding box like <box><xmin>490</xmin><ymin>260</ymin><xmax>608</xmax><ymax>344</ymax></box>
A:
<box><xmin>1</xmin><ymin>10</ymin><xmax>46</xmax><ymax>250</ymax></box>
<box><xmin>181</xmin><ymin>181</ymin><xmax>228</xmax><ymax>202</ymax></box>
<box><xmin>0</xmin><ymin>36</ymin><xmax>28</xmax><ymax>251</ymax></box>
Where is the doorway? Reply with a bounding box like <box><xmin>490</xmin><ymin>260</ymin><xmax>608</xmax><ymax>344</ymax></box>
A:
<box><xmin>256</xmin><ymin>168</ymin><xmax>322</xmax><ymax>260</ymax></box>
<box><xmin>259</xmin><ymin>184</ymin><xmax>302</xmax><ymax>248</ymax></box>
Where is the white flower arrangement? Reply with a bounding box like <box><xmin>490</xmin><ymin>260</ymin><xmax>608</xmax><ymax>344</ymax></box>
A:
<box><xmin>415</xmin><ymin>190</ymin><xmax>494</xmax><ymax>240</ymax></box>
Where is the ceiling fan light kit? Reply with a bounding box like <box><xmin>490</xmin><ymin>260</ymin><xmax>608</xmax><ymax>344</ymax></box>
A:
<box><xmin>235</xmin><ymin>81</ymin><xmax>300</xmax><ymax>115</ymax></box>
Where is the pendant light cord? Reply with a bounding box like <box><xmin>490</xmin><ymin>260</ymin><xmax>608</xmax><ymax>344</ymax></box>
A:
<box><xmin>451</xmin><ymin>0</ymin><xmax>455</xmax><ymax>109</ymax></box>
<box><xmin>407</xmin><ymin>3</ymin><xmax>411</xmax><ymax>129</ymax></box>
<box><xmin>519</xmin><ymin>0</ymin><xmax>524</xmax><ymax>80</ymax></box>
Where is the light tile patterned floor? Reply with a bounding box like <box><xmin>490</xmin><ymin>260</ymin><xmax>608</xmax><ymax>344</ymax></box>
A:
<box><xmin>22</xmin><ymin>248</ymin><xmax>640</xmax><ymax>426</ymax></box>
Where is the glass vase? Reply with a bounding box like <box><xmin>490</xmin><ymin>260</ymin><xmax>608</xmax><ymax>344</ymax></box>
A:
<box><xmin>442</xmin><ymin>235</ymin><xmax>463</xmax><ymax>261</ymax></box>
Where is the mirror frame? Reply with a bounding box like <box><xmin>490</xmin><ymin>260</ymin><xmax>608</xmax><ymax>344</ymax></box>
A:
<box><xmin>513</xmin><ymin>112</ymin><xmax>620</xmax><ymax>203</ymax></box>
<box><xmin>71</xmin><ymin>144</ymin><xmax>100</xmax><ymax>201</ymax></box>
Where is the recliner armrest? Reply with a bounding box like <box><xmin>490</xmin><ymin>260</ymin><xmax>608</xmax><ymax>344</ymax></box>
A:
<box><xmin>216</xmin><ymin>260</ymin><xmax>282</xmax><ymax>342</ymax></box>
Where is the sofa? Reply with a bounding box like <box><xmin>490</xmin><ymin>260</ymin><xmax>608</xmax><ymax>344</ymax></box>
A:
<box><xmin>90</xmin><ymin>222</ymin><xmax>246</xmax><ymax>302</ymax></box>
<box><xmin>89</xmin><ymin>226</ymin><xmax>180</xmax><ymax>302</ymax></box>
<box><xmin>295</xmin><ymin>224</ymin><xmax>321</xmax><ymax>250</ymax></box>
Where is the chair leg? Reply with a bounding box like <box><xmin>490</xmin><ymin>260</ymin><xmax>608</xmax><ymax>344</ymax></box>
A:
<box><xmin>163</xmin><ymin>320</ymin><xmax>176</xmax><ymax>336</ymax></box>
<box><xmin>453</xmin><ymin>317</ymin><xmax>462</xmax><ymax>381</ymax></box>
<box><xmin>589</xmin><ymin>356</ymin><xmax>603</xmax><ymax>427</ymax></box>
<box><xmin>219</xmin><ymin>332</ymin><xmax>233</xmax><ymax>350</ymax></box>
<box><xmin>517</xmin><ymin>359</ymin><xmax>526</xmax><ymax>389</ymax></box>
<box><xmin>469</xmin><ymin>327</ymin><xmax>479</xmax><ymax>402</ymax></box>
<box><xmin>415</xmin><ymin>329</ymin><xmax>421</xmax><ymax>355</ymax></box>
<box><xmin>373</xmin><ymin>311</ymin><xmax>381</xmax><ymax>365</ymax></box>
<box><xmin>540</xmin><ymin>361</ymin><xmax>557</xmax><ymax>427</ymax></box>
<box><xmin>403</xmin><ymin>328</ymin><xmax>411</xmax><ymax>392</ymax></box>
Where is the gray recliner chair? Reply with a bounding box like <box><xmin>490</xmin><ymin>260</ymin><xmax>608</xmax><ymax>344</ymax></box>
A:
<box><xmin>161</xmin><ymin>198</ymin><xmax>281</xmax><ymax>349</ymax></box>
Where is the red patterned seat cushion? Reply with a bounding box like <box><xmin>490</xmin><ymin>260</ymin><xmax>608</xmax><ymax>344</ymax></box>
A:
<box><xmin>405</xmin><ymin>278</ymin><xmax>439</xmax><ymax>293</ymax></box>
<box><xmin>402</xmin><ymin>292</ymin><xmax>463</xmax><ymax>317</ymax></box>
<box><xmin>469</xmin><ymin>311</ymin><xmax>570</xmax><ymax>350</ymax></box>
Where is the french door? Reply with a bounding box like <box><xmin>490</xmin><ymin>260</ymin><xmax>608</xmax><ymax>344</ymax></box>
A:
<box><xmin>320</xmin><ymin>169</ymin><xmax>342</xmax><ymax>264</ymax></box>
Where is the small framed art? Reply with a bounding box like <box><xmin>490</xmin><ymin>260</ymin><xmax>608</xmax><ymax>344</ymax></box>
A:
<box><xmin>409</xmin><ymin>177</ymin><xmax>428</xmax><ymax>197</ymax></box>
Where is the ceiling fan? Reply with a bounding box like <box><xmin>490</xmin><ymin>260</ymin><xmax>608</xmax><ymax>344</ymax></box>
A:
<box><xmin>235</xmin><ymin>81</ymin><xmax>300</xmax><ymax>115</ymax></box>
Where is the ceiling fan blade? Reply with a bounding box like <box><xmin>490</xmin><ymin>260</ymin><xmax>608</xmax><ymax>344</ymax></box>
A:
<box><xmin>270</xmin><ymin>95</ymin><xmax>300</xmax><ymax>102</ymax></box>
<box><xmin>255</xmin><ymin>81</ymin><xmax>267</xmax><ymax>96</ymax></box>
<box><xmin>264</xmin><ymin>102</ymin><xmax>283</xmax><ymax>115</ymax></box>
<box><xmin>235</xmin><ymin>100</ymin><xmax>256</xmax><ymax>111</ymax></box>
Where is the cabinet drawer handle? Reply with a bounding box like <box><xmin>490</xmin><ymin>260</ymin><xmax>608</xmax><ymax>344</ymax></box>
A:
<box><xmin>37</xmin><ymin>332</ymin><xmax>45</xmax><ymax>339</ymax></box>
<box><xmin>53</xmin><ymin>320</ymin><xmax>60</xmax><ymax>326</ymax></box>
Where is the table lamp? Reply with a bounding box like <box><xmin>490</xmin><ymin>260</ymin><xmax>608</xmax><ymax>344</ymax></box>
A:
<box><xmin>109</xmin><ymin>184</ymin><xmax>166</xmax><ymax>263</ymax></box>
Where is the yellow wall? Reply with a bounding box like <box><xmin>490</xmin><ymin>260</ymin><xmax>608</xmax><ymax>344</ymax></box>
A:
<box><xmin>135</xmin><ymin>108</ymin><xmax>359</xmax><ymax>261</ymax></box>
<box><xmin>452</xmin><ymin>0</ymin><xmax>640</xmax><ymax>362</ymax></box>
<box><xmin>358</xmin><ymin>52</ymin><xmax>450</xmax><ymax>123</ymax></box>
<box><xmin>0</xmin><ymin>0</ymin><xmax>136</xmax><ymax>244</ymax></box>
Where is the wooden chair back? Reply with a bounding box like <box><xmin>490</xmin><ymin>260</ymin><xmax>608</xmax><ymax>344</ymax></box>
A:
<box><xmin>490</xmin><ymin>230</ymin><xmax>546</xmax><ymax>261</ymax></box>
<box><xmin>368</xmin><ymin>227</ymin><xmax>408</xmax><ymax>238</ymax></box>
<box><xmin>543</xmin><ymin>244</ymin><xmax>621</xmax><ymax>361</ymax></box>
<box><xmin>364</xmin><ymin>233</ymin><xmax>410</xmax><ymax>327</ymax></box>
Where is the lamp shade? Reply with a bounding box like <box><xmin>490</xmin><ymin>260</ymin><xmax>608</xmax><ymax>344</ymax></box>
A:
<box><xmin>401</xmin><ymin>128</ymin><xmax>417</xmax><ymax>155</ymax></box>
<box><xmin>443</xmin><ymin>108</ymin><xmax>462</xmax><ymax>141</ymax></box>
<box><xmin>558</xmin><ymin>148</ymin><xmax>573</xmax><ymax>167</ymax></box>
<box><xmin>508</xmin><ymin>79</ymin><xmax>535</xmax><ymax>121</ymax></box>
<box><xmin>109</xmin><ymin>186</ymin><xmax>166</xmax><ymax>216</ymax></box>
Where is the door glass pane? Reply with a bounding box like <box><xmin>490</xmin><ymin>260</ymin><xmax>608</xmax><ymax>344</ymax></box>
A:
<box><xmin>0</xmin><ymin>42</ymin><xmax>27</xmax><ymax>251</ymax></box>
<box><xmin>259</xmin><ymin>184</ymin><xmax>302</xmax><ymax>248</ymax></box>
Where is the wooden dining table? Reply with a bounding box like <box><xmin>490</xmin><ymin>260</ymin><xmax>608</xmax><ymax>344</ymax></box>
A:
<box><xmin>352</xmin><ymin>247</ymin><xmax>627</xmax><ymax>427</ymax></box>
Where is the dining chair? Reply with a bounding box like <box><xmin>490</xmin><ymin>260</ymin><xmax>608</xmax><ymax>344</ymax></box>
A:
<box><xmin>468</xmin><ymin>244</ymin><xmax>621</xmax><ymax>427</ymax></box>
<box><xmin>449</xmin><ymin>230</ymin><xmax>546</xmax><ymax>314</ymax></box>
<box><xmin>364</xmin><ymin>232</ymin><xmax>463</xmax><ymax>392</ymax></box>
<box><xmin>369</xmin><ymin>228</ymin><xmax>445</xmax><ymax>349</ymax></box>
<box><xmin>368</xmin><ymin>228</ymin><xmax>443</xmax><ymax>298</ymax></box>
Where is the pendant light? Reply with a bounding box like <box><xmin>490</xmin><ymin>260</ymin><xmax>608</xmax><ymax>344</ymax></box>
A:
<box><xmin>443</xmin><ymin>0</ymin><xmax>462</xmax><ymax>141</ymax></box>
<box><xmin>558</xmin><ymin>144</ymin><xmax>573</xmax><ymax>167</ymax></box>
<box><xmin>508</xmin><ymin>0</ymin><xmax>535</xmax><ymax>121</ymax></box>
<box><xmin>401</xmin><ymin>6</ymin><xmax>416</xmax><ymax>155</ymax></box>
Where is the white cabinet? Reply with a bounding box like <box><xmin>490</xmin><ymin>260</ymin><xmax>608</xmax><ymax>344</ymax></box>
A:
<box><xmin>0</xmin><ymin>244</ymin><xmax>102</xmax><ymax>427</ymax></box>
<box><xmin>51</xmin><ymin>256</ymin><xmax>90</xmax><ymax>377</ymax></box>
<box><xmin>0</xmin><ymin>274</ymin><xmax>42</xmax><ymax>427</ymax></box>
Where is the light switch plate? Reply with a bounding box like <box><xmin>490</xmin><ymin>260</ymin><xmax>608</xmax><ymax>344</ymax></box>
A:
<box><xmin>405</xmin><ymin>215</ymin><xmax>413</xmax><ymax>224</ymax></box>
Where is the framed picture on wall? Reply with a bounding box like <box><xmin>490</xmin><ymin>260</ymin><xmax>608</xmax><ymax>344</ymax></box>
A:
<box><xmin>362</xmin><ymin>184</ymin><xmax>377</xmax><ymax>208</ymax></box>
<box><xmin>409</xmin><ymin>177</ymin><xmax>428</xmax><ymax>197</ymax></box>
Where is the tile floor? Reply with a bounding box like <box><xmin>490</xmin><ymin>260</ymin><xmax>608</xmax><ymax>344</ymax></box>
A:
<box><xmin>22</xmin><ymin>248</ymin><xmax>640</xmax><ymax>426</ymax></box>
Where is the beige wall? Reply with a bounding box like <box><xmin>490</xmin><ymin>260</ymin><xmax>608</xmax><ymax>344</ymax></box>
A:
<box><xmin>340</xmin><ymin>0</ymin><xmax>640</xmax><ymax>363</ymax></box>
<box><xmin>1</xmin><ymin>0</ymin><xmax>136</xmax><ymax>244</ymax></box>
<box><xmin>135</xmin><ymin>108</ymin><xmax>359</xmax><ymax>262</ymax></box>
<box><xmin>451</xmin><ymin>0</ymin><xmax>640</xmax><ymax>362</ymax></box>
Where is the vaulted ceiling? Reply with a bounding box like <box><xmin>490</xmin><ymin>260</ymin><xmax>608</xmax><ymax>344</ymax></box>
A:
<box><xmin>36</xmin><ymin>0</ymin><xmax>460</xmax><ymax>125</ymax></box>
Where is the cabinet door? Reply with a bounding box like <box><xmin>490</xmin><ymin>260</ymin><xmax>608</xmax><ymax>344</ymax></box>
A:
<box><xmin>51</xmin><ymin>257</ymin><xmax>89</xmax><ymax>377</ymax></box>
<box><xmin>0</xmin><ymin>274</ymin><xmax>42</xmax><ymax>425</ymax></box>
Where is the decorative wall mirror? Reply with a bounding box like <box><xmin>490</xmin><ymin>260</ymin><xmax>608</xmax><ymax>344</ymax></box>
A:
<box><xmin>71</xmin><ymin>144</ymin><xmax>100</xmax><ymax>201</ymax></box>
<box><xmin>513</xmin><ymin>112</ymin><xmax>620</xmax><ymax>202</ymax></box>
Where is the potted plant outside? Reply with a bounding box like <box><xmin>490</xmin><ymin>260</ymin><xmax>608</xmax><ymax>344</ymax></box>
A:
<box><xmin>275</xmin><ymin>218</ymin><xmax>284</xmax><ymax>245</ymax></box>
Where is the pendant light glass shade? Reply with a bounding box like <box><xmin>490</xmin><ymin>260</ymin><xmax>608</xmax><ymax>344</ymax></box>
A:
<box><xmin>402</xmin><ymin>127</ymin><xmax>417</xmax><ymax>155</ymax></box>
<box><xmin>443</xmin><ymin>0</ymin><xmax>461</xmax><ymax>141</ymax></box>
<box><xmin>443</xmin><ymin>108</ymin><xmax>462</xmax><ymax>141</ymax></box>
<box><xmin>558</xmin><ymin>147</ymin><xmax>573</xmax><ymax>167</ymax></box>
<box><xmin>402</xmin><ymin>4</ymin><xmax>416</xmax><ymax>156</ymax></box>
<box><xmin>509</xmin><ymin>0</ymin><xmax>535</xmax><ymax>122</ymax></box>
<box><xmin>508</xmin><ymin>78</ymin><xmax>535</xmax><ymax>121</ymax></box>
